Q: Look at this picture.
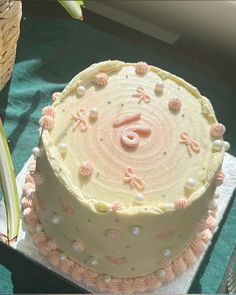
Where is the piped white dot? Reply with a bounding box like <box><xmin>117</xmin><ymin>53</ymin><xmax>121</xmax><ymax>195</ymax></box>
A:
<box><xmin>162</xmin><ymin>248</ymin><xmax>172</xmax><ymax>257</ymax></box>
<box><xmin>224</xmin><ymin>141</ymin><xmax>230</xmax><ymax>151</ymax></box>
<box><xmin>155</xmin><ymin>80</ymin><xmax>164</xmax><ymax>93</ymax></box>
<box><xmin>185</xmin><ymin>178</ymin><xmax>197</xmax><ymax>190</ymax></box>
<box><xmin>90</xmin><ymin>257</ymin><xmax>98</xmax><ymax>266</ymax></box>
<box><xmin>51</xmin><ymin>214</ymin><xmax>60</xmax><ymax>224</ymax></box>
<box><xmin>59</xmin><ymin>252</ymin><xmax>67</xmax><ymax>261</ymax></box>
<box><xmin>134</xmin><ymin>192</ymin><xmax>144</xmax><ymax>201</ymax></box>
<box><xmin>212</xmin><ymin>140</ymin><xmax>224</xmax><ymax>152</ymax></box>
<box><xmin>131</xmin><ymin>226</ymin><xmax>141</xmax><ymax>235</ymax></box>
<box><xmin>32</xmin><ymin>147</ymin><xmax>41</xmax><ymax>158</ymax></box>
<box><xmin>77</xmin><ymin>86</ymin><xmax>86</xmax><ymax>96</ymax></box>
<box><xmin>35</xmin><ymin>224</ymin><xmax>43</xmax><ymax>232</ymax></box>
<box><xmin>103</xmin><ymin>274</ymin><xmax>112</xmax><ymax>283</ymax></box>
<box><xmin>89</xmin><ymin>108</ymin><xmax>99</xmax><ymax>120</ymax></box>
<box><xmin>158</xmin><ymin>269</ymin><xmax>166</xmax><ymax>279</ymax></box>
<box><xmin>208</xmin><ymin>199</ymin><xmax>217</xmax><ymax>210</ymax></box>
<box><xmin>58</xmin><ymin>143</ymin><xmax>68</xmax><ymax>155</ymax></box>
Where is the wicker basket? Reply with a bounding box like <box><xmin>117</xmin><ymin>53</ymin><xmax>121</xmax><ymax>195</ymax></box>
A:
<box><xmin>0</xmin><ymin>0</ymin><xmax>21</xmax><ymax>91</ymax></box>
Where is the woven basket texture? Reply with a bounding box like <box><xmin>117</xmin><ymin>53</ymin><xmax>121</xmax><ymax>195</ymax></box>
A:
<box><xmin>0</xmin><ymin>0</ymin><xmax>21</xmax><ymax>91</ymax></box>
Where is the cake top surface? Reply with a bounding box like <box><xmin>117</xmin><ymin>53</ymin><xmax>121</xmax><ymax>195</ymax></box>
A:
<box><xmin>41</xmin><ymin>60</ymin><xmax>225</xmax><ymax>213</ymax></box>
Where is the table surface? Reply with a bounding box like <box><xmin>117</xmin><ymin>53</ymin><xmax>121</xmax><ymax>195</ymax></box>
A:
<box><xmin>0</xmin><ymin>1</ymin><xmax>235</xmax><ymax>293</ymax></box>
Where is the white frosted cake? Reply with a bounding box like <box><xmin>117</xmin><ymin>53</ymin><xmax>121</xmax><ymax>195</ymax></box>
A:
<box><xmin>22</xmin><ymin>60</ymin><xmax>229</xmax><ymax>292</ymax></box>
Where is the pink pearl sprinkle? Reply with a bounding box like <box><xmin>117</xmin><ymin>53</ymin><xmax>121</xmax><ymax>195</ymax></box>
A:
<box><xmin>168</xmin><ymin>98</ymin><xmax>182</xmax><ymax>112</ymax></box>
<box><xmin>174</xmin><ymin>198</ymin><xmax>190</xmax><ymax>209</ymax></box>
<box><xmin>94</xmin><ymin>72</ymin><xmax>108</xmax><ymax>86</ymax></box>
<box><xmin>79</xmin><ymin>161</ymin><xmax>93</xmax><ymax>176</ymax></box>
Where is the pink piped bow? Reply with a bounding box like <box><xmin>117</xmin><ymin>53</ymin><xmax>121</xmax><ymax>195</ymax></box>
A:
<box><xmin>71</xmin><ymin>109</ymin><xmax>87</xmax><ymax>132</ymax></box>
<box><xmin>179</xmin><ymin>131</ymin><xmax>200</xmax><ymax>156</ymax></box>
<box><xmin>133</xmin><ymin>86</ymin><xmax>151</xmax><ymax>103</ymax></box>
<box><xmin>124</xmin><ymin>167</ymin><xmax>144</xmax><ymax>191</ymax></box>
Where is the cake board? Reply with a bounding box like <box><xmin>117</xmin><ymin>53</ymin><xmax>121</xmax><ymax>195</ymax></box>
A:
<box><xmin>0</xmin><ymin>152</ymin><xmax>236</xmax><ymax>293</ymax></box>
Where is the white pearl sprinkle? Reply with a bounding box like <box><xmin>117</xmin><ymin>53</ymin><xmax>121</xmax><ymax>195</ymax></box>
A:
<box><xmin>103</xmin><ymin>274</ymin><xmax>112</xmax><ymax>283</ymax></box>
<box><xmin>35</xmin><ymin>224</ymin><xmax>43</xmax><ymax>232</ymax></box>
<box><xmin>89</xmin><ymin>108</ymin><xmax>99</xmax><ymax>119</ymax></box>
<box><xmin>59</xmin><ymin>252</ymin><xmax>67</xmax><ymax>261</ymax></box>
<box><xmin>131</xmin><ymin>226</ymin><xmax>141</xmax><ymax>235</ymax></box>
<box><xmin>212</xmin><ymin>140</ymin><xmax>224</xmax><ymax>152</ymax></box>
<box><xmin>29</xmin><ymin>190</ymin><xmax>36</xmax><ymax>199</ymax></box>
<box><xmin>58</xmin><ymin>143</ymin><xmax>68</xmax><ymax>154</ymax></box>
<box><xmin>155</xmin><ymin>80</ymin><xmax>164</xmax><ymax>93</ymax></box>
<box><xmin>134</xmin><ymin>192</ymin><xmax>144</xmax><ymax>201</ymax></box>
<box><xmin>185</xmin><ymin>178</ymin><xmax>197</xmax><ymax>190</ymax></box>
<box><xmin>224</xmin><ymin>141</ymin><xmax>230</xmax><ymax>151</ymax></box>
<box><xmin>158</xmin><ymin>269</ymin><xmax>166</xmax><ymax>278</ymax></box>
<box><xmin>208</xmin><ymin>199</ymin><xmax>217</xmax><ymax>210</ymax></box>
<box><xmin>32</xmin><ymin>147</ymin><xmax>41</xmax><ymax>158</ymax></box>
<box><xmin>90</xmin><ymin>257</ymin><xmax>98</xmax><ymax>266</ymax></box>
<box><xmin>77</xmin><ymin>86</ymin><xmax>86</xmax><ymax>96</ymax></box>
<box><xmin>51</xmin><ymin>214</ymin><xmax>60</xmax><ymax>224</ymax></box>
<box><xmin>162</xmin><ymin>248</ymin><xmax>172</xmax><ymax>257</ymax></box>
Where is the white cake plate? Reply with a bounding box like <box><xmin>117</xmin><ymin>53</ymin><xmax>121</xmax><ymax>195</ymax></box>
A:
<box><xmin>0</xmin><ymin>153</ymin><xmax>236</xmax><ymax>293</ymax></box>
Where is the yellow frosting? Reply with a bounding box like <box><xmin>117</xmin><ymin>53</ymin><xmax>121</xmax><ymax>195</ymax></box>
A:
<box><xmin>36</xmin><ymin>60</ymin><xmax>225</xmax><ymax>278</ymax></box>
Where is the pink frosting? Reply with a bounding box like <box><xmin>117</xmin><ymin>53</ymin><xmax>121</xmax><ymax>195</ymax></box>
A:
<box><xmin>135</xmin><ymin>61</ymin><xmax>148</xmax><ymax>74</ymax></box>
<box><xmin>113</xmin><ymin>112</ymin><xmax>141</xmax><ymax>128</ymax></box>
<box><xmin>94</xmin><ymin>72</ymin><xmax>108</xmax><ymax>86</ymax></box>
<box><xmin>27</xmin><ymin>160</ymin><xmax>36</xmax><ymax>173</ymax></box>
<box><xmin>174</xmin><ymin>197</ymin><xmax>190</xmax><ymax>209</ymax></box>
<box><xmin>124</xmin><ymin>167</ymin><xmax>144</xmax><ymax>191</ymax></box>
<box><xmin>179</xmin><ymin>131</ymin><xmax>200</xmax><ymax>156</ymax></box>
<box><xmin>183</xmin><ymin>248</ymin><xmax>196</xmax><ymax>266</ymax></box>
<box><xmin>52</xmin><ymin>91</ymin><xmax>61</xmax><ymax>101</ymax></box>
<box><xmin>195</xmin><ymin>218</ymin><xmax>208</xmax><ymax>232</ymax></box>
<box><xmin>71</xmin><ymin>109</ymin><xmax>87</xmax><ymax>132</ymax></box>
<box><xmin>47</xmin><ymin>250</ymin><xmax>60</xmax><ymax>267</ymax></box>
<box><xmin>71</xmin><ymin>265</ymin><xmax>84</xmax><ymax>281</ymax></box>
<box><xmin>160</xmin><ymin>259</ymin><xmax>175</xmax><ymax>283</ymax></box>
<box><xmin>110</xmin><ymin>201</ymin><xmax>124</xmax><ymax>212</ymax></box>
<box><xmin>210</xmin><ymin>123</ymin><xmax>226</xmax><ymax>138</ymax></box>
<box><xmin>46</xmin><ymin>239</ymin><xmax>58</xmax><ymax>251</ymax></box>
<box><xmin>206</xmin><ymin>214</ymin><xmax>216</xmax><ymax>229</ymax></box>
<box><xmin>23</xmin><ymin>207</ymin><xmax>38</xmax><ymax>223</ymax></box>
<box><xmin>191</xmin><ymin>237</ymin><xmax>206</xmax><ymax>254</ymax></box>
<box><xmin>106</xmin><ymin>255</ymin><xmax>127</xmax><ymax>265</ymax></box>
<box><xmin>38</xmin><ymin>241</ymin><xmax>51</xmax><ymax>256</ymax></box>
<box><xmin>39</xmin><ymin>115</ymin><xmax>54</xmax><ymax>130</ymax></box>
<box><xmin>133</xmin><ymin>86</ymin><xmax>151</xmax><ymax>103</ymax></box>
<box><xmin>145</xmin><ymin>273</ymin><xmax>161</xmax><ymax>289</ymax></box>
<box><xmin>72</xmin><ymin>240</ymin><xmax>85</xmax><ymax>252</ymax></box>
<box><xmin>201</xmin><ymin>229</ymin><xmax>212</xmax><ymax>243</ymax></box>
<box><xmin>59</xmin><ymin>258</ymin><xmax>74</xmax><ymax>274</ymax></box>
<box><xmin>32</xmin><ymin>231</ymin><xmax>47</xmax><ymax>245</ymax></box>
<box><xmin>105</xmin><ymin>229</ymin><xmax>122</xmax><ymax>240</ymax></box>
<box><xmin>96</xmin><ymin>275</ymin><xmax>110</xmax><ymax>291</ymax></box>
<box><xmin>133</xmin><ymin>276</ymin><xmax>146</xmax><ymax>292</ymax></box>
<box><xmin>21</xmin><ymin>196</ymin><xmax>35</xmax><ymax>209</ymax></box>
<box><xmin>121</xmin><ymin>278</ymin><xmax>134</xmax><ymax>292</ymax></box>
<box><xmin>215</xmin><ymin>169</ymin><xmax>224</xmax><ymax>186</ymax></box>
<box><xmin>42</xmin><ymin>106</ymin><xmax>55</xmax><ymax>118</ymax></box>
<box><xmin>28</xmin><ymin>221</ymin><xmax>38</xmax><ymax>233</ymax></box>
<box><xmin>22</xmin><ymin>182</ymin><xmax>35</xmax><ymax>197</ymax></box>
<box><xmin>110</xmin><ymin>278</ymin><xmax>122</xmax><ymax>292</ymax></box>
<box><xmin>79</xmin><ymin>161</ymin><xmax>93</xmax><ymax>176</ymax></box>
<box><xmin>83</xmin><ymin>270</ymin><xmax>99</xmax><ymax>287</ymax></box>
<box><xmin>25</xmin><ymin>174</ymin><xmax>35</xmax><ymax>184</ymax></box>
<box><xmin>168</xmin><ymin>98</ymin><xmax>182</xmax><ymax>112</ymax></box>
<box><xmin>172</xmin><ymin>256</ymin><xmax>187</xmax><ymax>276</ymax></box>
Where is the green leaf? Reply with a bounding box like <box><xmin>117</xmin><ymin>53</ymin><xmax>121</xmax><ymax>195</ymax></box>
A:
<box><xmin>58</xmin><ymin>0</ymin><xmax>84</xmax><ymax>20</ymax></box>
<box><xmin>0</xmin><ymin>119</ymin><xmax>19</xmax><ymax>244</ymax></box>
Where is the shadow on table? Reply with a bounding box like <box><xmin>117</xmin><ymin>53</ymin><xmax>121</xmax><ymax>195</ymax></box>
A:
<box><xmin>0</xmin><ymin>81</ymin><xmax>11</xmax><ymax>123</ymax></box>
<box><xmin>0</xmin><ymin>241</ymin><xmax>88</xmax><ymax>293</ymax></box>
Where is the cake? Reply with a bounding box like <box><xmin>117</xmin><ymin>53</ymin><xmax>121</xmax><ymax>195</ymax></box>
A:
<box><xmin>22</xmin><ymin>60</ymin><xmax>230</xmax><ymax>292</ymax></box>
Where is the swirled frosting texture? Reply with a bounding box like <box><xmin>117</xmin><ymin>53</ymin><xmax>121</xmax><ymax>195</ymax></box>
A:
<box><xmin>43</xmin><ymin>61</ymin><xmax>223</xmax><ymax>208</ymax></box>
